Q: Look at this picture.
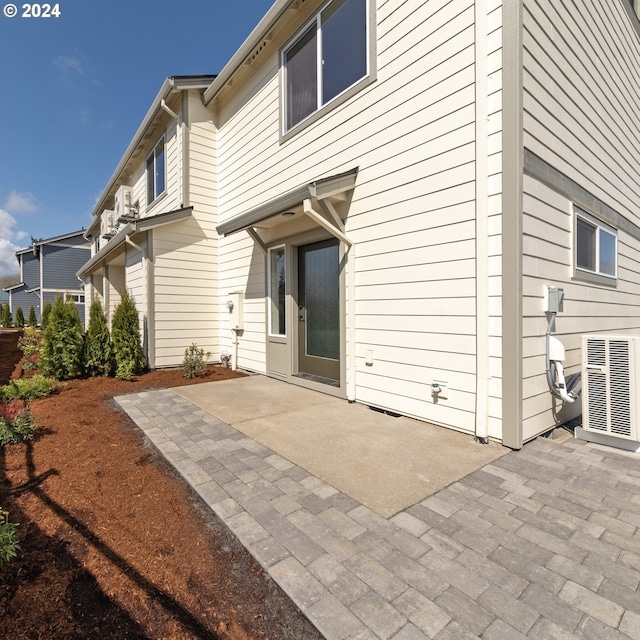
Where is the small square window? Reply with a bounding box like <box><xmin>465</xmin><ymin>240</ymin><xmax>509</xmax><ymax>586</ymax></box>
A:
<box><xmin>575</xmin><ymin>208</ymin><xmax>617</xmax><ymax>280</ymax></box>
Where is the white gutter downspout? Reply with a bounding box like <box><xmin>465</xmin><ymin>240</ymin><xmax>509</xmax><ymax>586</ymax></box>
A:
<box><xmin>474</xmin><ymin>0</ymin><xmax>490</xmax><ymax>444</ymax></box>
<box><xmin>125</xmin><ymin>233</ymin><xmax>152</xmax><ymax>368</ymax></box>
<box><xmin>303</xmin><ymin>198</ymin><xmax>357</xmax><ymax>401</ymax></box>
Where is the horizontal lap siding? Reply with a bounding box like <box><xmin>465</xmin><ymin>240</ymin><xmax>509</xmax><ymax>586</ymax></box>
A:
<box><xmin>523</xmin><ymin>0</ymin><xmax>640</xmax><ymax>225</ymax></box>
<box><xmin>522</xmin><ymin>0</ymin><xmax>640</xmax><ymax>440</ymax></box>
<box><xmin>42</xmin><ymin>245</ymin><xmax>90</xmax><ymax>290</ymax></box>
<box><xmin>521</xmin><ymin>176</ymin><xmax>640</xmax><ymax>441</ymax></box>
<box><xmin>217</xmin><ymin>0</ymin><xmax>486</xmax><ymax>430</ymax></box>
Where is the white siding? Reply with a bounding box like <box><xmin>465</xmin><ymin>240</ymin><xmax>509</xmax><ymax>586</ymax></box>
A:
<box><xmin>217</xmin><ymin>0</ymin><xmax>495</xmax><ymax>433</ymax></box>
<box><xmin>152</xmin><ymin>91</ymin><xmax>219</xmax><ymax>368</ymax></box>
<box><xmin>521</xmin><ymin>176</ymin><xmax>640</xmax><ymax>440</ymax></box>
<box><xmin>523</xmin><ymin>0</ymin><xmax>640</xmax><ymax>227</ymax></box>
<box><xmin>522</xmin><ymin>0</ymin><xmax>640</xmax><ymax>440</ymax></box>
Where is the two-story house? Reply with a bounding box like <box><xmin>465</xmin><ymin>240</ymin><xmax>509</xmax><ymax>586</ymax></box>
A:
<box><xmin>79</xmin><ymin>0</ymin><xmax>640</xmax><ymax>449</ymax></box>
<box><xmin>7</xmin><ymin>230</ymin><xmax>90</xmax><ymax>323</ymax></box>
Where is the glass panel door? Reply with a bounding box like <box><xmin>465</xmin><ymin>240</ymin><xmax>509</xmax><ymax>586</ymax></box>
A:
<box><xmin>297</xmin><ymin>239</ymin><xmax>340</xmax><ymax>382</ymax></box>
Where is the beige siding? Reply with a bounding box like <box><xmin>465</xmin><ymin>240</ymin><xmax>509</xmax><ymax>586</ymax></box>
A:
<box><xmin>522</xmin><ymin>0</ymin><xmax>640</xmax><ymax>440</ymax></box>
<box><xmin>521</xmin><ymin>176</ymin><xmax>640</xmax><ymax>441</ymax></box>
<box><xmin>217</xmin><ymin>0</ymin><xmax>498</xmax><ymax>433</ymax></box>
<box><xmin>523</xmin><ymin>0</ymin><xmax>640</xmax><ymax>227</ymax></box>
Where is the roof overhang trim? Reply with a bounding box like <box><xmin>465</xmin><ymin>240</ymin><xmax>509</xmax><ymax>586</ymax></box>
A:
<box><xmin>216</xmin><ymin>168</ymin><xmax>358</xmax><ymax>237</ymax></box>
<box><xmin>77</xmin><ymin>207</ymin><xmax>193</xmax><ymax>277</ymax></box>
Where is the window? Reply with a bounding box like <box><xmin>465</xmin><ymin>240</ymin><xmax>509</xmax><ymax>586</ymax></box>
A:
<box><xmin>66</xmin><ymin>293</ymin><xmax>85</xmax><ymax>304</ymax></box>
<box><xmin>282</xmin><ymin>0</ymin><xmax>368</xmax><ymax>132</ymax></box>
<box><xmin>146</xmin><ymin>136</ymin><xmax>166</xmax><ymax>206</ymax></box>
<box><xmin>575</xmin><ymin>209</ymin><xmax>617</xmax><ymax>279</ymax></box>
<box><xmin>268</xmin><ymin>246</ymin><xmax>286</xmax><ymax>336</ymax></box>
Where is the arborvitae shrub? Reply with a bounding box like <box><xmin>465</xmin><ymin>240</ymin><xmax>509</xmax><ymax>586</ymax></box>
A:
<box><xmin>41</xmin><ymin>302</ymin><xmax>52</xmax><ymax>330</ymax></box>
<box><xmin>111</xmin><ymin>291</ymin><xmax>145</xmax><ymax>380</ymax></box>
<box><xmin>40</xmin><ymin>295</ymin><xmax>83</xmax><ymax>380</ymax></box>
<box><xmin>14</xmin><ymin>307</ymin><xmax>24</xmax><ymax>328</ymax></box>
<box><xmin>83</xmin><ymin>299</ymin><xmax>113</xmax><ymax>377</ymax></box>
<box><xmin>1</xmin><ymin>305</ymin><xmax>13</xmax><ymax>327</ymax></box>
<box><xmin>28</xmin><ymin>306</ymin><xmax>37</xmax><ymax>327</ymax></box>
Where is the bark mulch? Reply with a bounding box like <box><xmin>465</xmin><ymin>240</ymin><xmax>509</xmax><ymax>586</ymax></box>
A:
<box><xmin>0</xmin><ymin>331</ymin><xmax>323</xmax><ymax>639</ymax></box>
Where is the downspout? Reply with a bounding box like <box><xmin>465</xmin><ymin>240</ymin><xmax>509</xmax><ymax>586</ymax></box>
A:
<box><xmin>474</xmin><ymin>0</ymin><xmax>490</xmax><ymax>444</ymax></box>
<box><xmin>125</xmin><ymin>233</ymin><xmax>151</xmax><ymax>368</ymax></box>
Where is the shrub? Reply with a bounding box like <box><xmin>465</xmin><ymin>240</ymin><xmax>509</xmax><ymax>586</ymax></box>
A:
<box><xmin>0</xmin><ymin>507</ymin><xmax>19</xmax><ymax>571</ymax></box>
<box><xmin>0</xmin><ymin>400</ymin><xmax>37</xmax><ymax>445</ymax></box>
<box><xmin>18</xmin><ymin>326</ymin><xmax>41</xmax><ymax>358</ymax></box>
<box><xmin>40</xmin><ymin>295</ymin><xmax>83</xmax><ymax>380</ymax></box>
<box><xmin>1</xmin><ymin>305</ymin><xmax>12</xmax><ymax>328</ymax></box>
<box><xmin>181</xmin><ymin>343</ymin><xmax>211</xmax><ymax>379</ymax></box>
<box><xmin>83</xmin><ymin>299</ymin><xmax>114</xmax><ymax>377</ymax></box>
<box><xmin>40</xmin><ymin>302</ymin><xmax>52</xmax><ymax>330</ymax></box>
<box><xmin>28</xmin><ymin>306</ymin><xmax>37</xmax><ymax>327</ymax></box>
<box><xmin>0</xmin><ymin>375</ymin><xmax>60</xmax><ymax>402</ymax></box>
<box><xmin>14</xmin><ymin>307</ymin><xmax>24</xmax><ymax>328</ymax></box>
<box><xmin>112</xmin><ymin>291</ymin><xmax>145</xmax><ymax>380</ymax></box>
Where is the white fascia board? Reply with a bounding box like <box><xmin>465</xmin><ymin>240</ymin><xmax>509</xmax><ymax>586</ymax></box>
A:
<box><xmin>89</xmin><ymin>76</ymin><xmax>215</xmax><ymax>223</ymax></box>
<box><xmin>203</xmin><ymin>0</ymin><xmax>295</xmax><ymax>106</ymax></box>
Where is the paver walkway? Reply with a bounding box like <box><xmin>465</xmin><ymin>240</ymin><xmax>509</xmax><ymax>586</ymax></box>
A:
<box><xmin>116</xmin><ymin>389</ymin><xmax>640</xmax><ymax>640</ymax></box>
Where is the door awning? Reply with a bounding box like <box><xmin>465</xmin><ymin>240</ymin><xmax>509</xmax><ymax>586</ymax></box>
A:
<box><xmin>216</xmin><ymin>168</ymin><xmax>358</xmax><ymax>239</ymax></box>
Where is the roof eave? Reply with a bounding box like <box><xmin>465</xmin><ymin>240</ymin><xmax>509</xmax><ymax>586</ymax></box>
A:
<box><xmin>203</xmin><ymin>0</ymin><xmax>295</xmax><ymax>106</ymax></box>
<box><xmin>90</xmin><ymin>76</ymin><xmax>215</xmax><ymax>223</ymax></box>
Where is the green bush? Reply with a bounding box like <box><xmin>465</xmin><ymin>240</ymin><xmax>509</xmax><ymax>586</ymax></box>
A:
<box><xmin>0</xmin><ymin>375</ymin><xmax>60</xmax><ymax>402</ymax></box>
<box><xmin>40</xmin><ymin>302</ymin><xmax>52</xmax><ymax>330</ymax></box>
<box><xmin>40</xmin><ymin>295</ymin><xmax>83</xmax><ymax>380</ymax></box>
<box><xmin>181</xmin><ymin>343</ymin><xmax>211</xmax><ymax>379</ymax></box>
<box><xmin>83</xmin><ymin>299</ymin><xmax>113</xmax><ymax>377</ymax></box>
<box><xmin>14</xmin><ymin>307</ymin><xmax>24</xmax><ymax>328</ymax></box>
<box><xmin>0</xmin><ymin>400</ymin><xmax>37</xmax><ymax>445</ymax></box>
<box><xmin>112</xmin><ymin>291</ymin><xmax>145</xmax><ymax>380</ymax></box>
<box><xmin>17</xmin><ymin>326</ymin><xmax>40</xmax><ymax>358</ymax></box>
<box><xmin>0</xmin><ymin>507</ymin><xmax>19</xmax><ymax>571</ymax></box>
<box><xmin>28</xmin><ymin>306</ymin><xmax>37</xmax><ymax>327</ymax></box>
<box><xmin>1</xmin><ymin>305</ymin><xmax>12</xmax><ymax>328</ymax></box>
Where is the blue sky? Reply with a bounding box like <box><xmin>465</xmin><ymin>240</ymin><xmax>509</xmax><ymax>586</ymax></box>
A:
<box><xmin>0</xmin><ymin>0</ymin><xmax>274</xmax><ymax>277</ymax></box>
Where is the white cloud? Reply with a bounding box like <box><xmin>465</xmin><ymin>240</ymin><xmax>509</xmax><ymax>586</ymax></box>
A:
<box><xmin>0</xmin><ymin>209</ymin><xmax>28</xmax><ymax>278</ymax></box>
<box><xmin>52</xmin><ymin>54</ymin><xmax>86</xmax><ymax>76</ymax></box>
<box><xmin>4</xmin><ymin>190</ymin><xmax>38</xmax><ymax>214</ymax></box>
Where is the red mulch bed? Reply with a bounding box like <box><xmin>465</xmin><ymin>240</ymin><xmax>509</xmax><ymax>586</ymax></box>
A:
<box><xmin>0</xmin><ymin>331</ymin><xmax>322</xmax><ymax>639</ymax></box>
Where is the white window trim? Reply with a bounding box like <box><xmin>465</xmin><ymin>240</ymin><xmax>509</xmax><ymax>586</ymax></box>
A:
<box><xmin>267</xmin><ymin>244</ymin><xmax>287</xmax><ymax>337</ymax></box>
<box><xmin>280</xmin><ymin>0</ymin><xmax>375</xmax><ymax>138</ymax></box>
<box><xmin>573</xmin><ymin>205</ymin><xmax>618</xmax><ymax>285</ymax></box>
<box><xmin>146</xmin><ymin>135</ymin><xmax>167</xmax><ymax>208</ymax></box>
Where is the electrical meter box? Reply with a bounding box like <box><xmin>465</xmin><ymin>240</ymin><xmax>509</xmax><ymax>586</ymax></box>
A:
<box><xmin>227</xmin><ymin>292</ymin><xmax>244</xmax><ymax>331</ymax></box>
<box><xmin>544</xmin><ymin>285</ymin><xmax>564</xmax><ymax>313</ymax></box>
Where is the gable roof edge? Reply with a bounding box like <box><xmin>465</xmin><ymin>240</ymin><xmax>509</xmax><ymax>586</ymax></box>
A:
<box><xmin>203</xmin><ymin>0</ymin><xmax>295</xmax><ymax>106</ymax></box>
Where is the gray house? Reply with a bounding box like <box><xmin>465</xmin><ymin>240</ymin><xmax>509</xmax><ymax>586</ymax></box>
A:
<box><xmin>6</xmin><ymin>231</ymin><xmax>90</xmax><ymax>324</ymax></box>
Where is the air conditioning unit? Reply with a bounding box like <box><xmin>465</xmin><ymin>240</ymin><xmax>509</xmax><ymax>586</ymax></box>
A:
<box><xmin>100</xmin><ymin>209</ymin><xmax>115</xmax><ymax>238</ymax></box>
<box><xmin>576</xmin><ymin>334</ymin><xmax>640</xmax><ymax>451</ymax></box>
<box><xmin>114</xmin><ymin>185</ymin><xmax>133</xmax><ymax>221</ymax></box>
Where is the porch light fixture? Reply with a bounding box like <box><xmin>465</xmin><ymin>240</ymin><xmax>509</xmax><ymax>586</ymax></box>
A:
<box><xmin>282</xmin><ymin>211</ymin><xmax>296</xmax><ymax>217</ymax></box>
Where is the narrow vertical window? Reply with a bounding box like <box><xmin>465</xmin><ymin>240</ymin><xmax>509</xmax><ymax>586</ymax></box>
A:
<box><xmin>146</xmin><ymin>136</ymin><xmax>166</xmax><ymax>206</ymax></box>
<box><xmin>269</xmin><ymin>246</ymin><xmax>286</xmax><ymax>336</ymax></box>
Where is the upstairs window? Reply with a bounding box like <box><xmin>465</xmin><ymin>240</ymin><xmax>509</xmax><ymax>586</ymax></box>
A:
<box><xmin>282</xmin><ymin>0</ymin><xmax>368</xmax><ymax>132</ymax></box>
<box><xmin>146</xmin><ymin>136</ymin><xmax>166</xmax><ymax>206</ymax></box>
<box><xmin>575</xmin><ymin>209</ymin><xmax>617</xmax><ymax>279</ymax></box>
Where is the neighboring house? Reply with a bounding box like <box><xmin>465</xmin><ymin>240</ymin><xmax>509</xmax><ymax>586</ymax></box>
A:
<box><xmin>7</xmin><ymin>231</ymin><xmax>90</xmax><ymax>323</ymax></box>
<box><xmin>79</xmin><ymin>0</ymin><xmax>640</xmax><ymax>449</ymax></box>
<box><xmin>78</xmin><ymin>76</ymin><xmax>218</xmax><ymax>367</ymax></box>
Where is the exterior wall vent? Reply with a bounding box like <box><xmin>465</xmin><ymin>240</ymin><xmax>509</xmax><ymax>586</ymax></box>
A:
<box><xmin>576</xmin><ymin>334</ymin><xmax>640</xmax><ymax>451</ymax></box>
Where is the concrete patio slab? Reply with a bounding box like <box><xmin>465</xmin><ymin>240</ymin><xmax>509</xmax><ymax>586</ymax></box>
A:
<box><xmin>173</xmin><ymin>376</ymin><xmax>506</xmax><ymax>518</ymax></box>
